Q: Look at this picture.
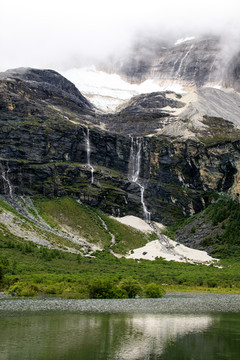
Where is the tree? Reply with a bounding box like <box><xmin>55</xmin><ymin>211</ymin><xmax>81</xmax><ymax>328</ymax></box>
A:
<box><xmin>119</xmin><ymin>277</ymin><xmax>142</xmax><ymax>298</ymax></box>
<box><xmin>144</xmin><ymin>283</ymin><xmax>164</xmax><ymax>298</ymax></box>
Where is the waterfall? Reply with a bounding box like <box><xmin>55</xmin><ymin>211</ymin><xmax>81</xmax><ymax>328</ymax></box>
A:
<box><xmin>175</xmin><ymin>44</ymin><xmax>193</xmax><ymax>79</ymax></box>
<box><xmin>1</xmin><ymin>162</ymin><xmax>13</xmax><ymax>198</ymax></box>
<box><xmin>129</xmin><ymin>137</ymin><xmax>151</xmax><ymax>223</ymax></box>
<box><xmin>85</xmin><ymin>127</ymin><xmax>94</xmax><ymax>184</ymax></box>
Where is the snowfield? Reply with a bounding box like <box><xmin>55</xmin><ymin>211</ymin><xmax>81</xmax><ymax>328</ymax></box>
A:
<box><xmin>61</xmin><ymin>66</ymin><xmax>184</xmax><ymax>111</ymax></box>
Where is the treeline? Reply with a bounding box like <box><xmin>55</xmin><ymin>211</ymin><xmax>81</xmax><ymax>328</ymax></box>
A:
<box><xmin>2</xmin><ymin>276</ymin><xmax>164</xmax><ymax>299</ymax></box>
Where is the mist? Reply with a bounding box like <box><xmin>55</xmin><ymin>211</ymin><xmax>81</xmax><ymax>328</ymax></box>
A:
<box><xmin>1</xmin><ymin>0</ymin><xmax>240</xmax><ymax>72</ymax></box>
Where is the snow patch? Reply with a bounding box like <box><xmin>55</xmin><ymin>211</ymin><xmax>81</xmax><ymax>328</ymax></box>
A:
<box><xmin>112</xmin><ymin>215</ymin><xmax>216</xmax><ymax>265</ymax></box>
<box><xmin>112</xmin><ymin>215</ymin><xmax>153</xmax><ymax>232</ymax></box>
<box><xmin>61</xmin><ymin>66</ymin><xmax>184</xmax><ymax>112</ymax></box>
<box><xmin>127</xmin><ymin>239</ymin><xmax>216</xmax><ymax>265</ymax></box>
<box><xmin>174</xmin><ymin>37</ymin><xmax>195</xmax><ymax>46</ymax></box>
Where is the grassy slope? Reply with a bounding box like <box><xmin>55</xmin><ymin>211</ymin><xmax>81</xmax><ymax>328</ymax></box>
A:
<box><xmin>33</xmin><ymin>196</ymin><xmax>111</xmax><ymax>248</ymax></box>
<box><xmin>1</xmin><ymin>195</ymin><xmax>240</xmax><ymax>297</ymax></box>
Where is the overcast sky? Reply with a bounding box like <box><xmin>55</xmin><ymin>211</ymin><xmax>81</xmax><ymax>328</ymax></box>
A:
<box><xmin>1</xmin><ymin>0</ymin><xmax>240</xmax><ymax>71</ymax></box>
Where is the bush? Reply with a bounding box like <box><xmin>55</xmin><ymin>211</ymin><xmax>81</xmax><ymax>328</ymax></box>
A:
<box><xmin>20</xmin><ymin>284</ymin><xmax>39</xmax><ymax>297</ymax></box>
<box><xmin>8</xmin><ymin>281</ymin><xmax>39</xmax><ymax>296</ymax></box>
<box><xmin>144</xmin><ymin>283</ymin><xmax>164</xmax><ymax>298</ymax></box>
<box><xmin>119</xmin><ymin>278</ymin><xmax>142</xmax><ymax>298</ymax></box>
<box><xmin>88</xmin><ymin>279</ymin><xmax>126</xmax><ymax>299</ymax></box>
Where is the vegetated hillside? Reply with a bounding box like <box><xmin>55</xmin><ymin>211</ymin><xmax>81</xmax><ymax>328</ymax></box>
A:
<box><xmin>0</xmin><ymin>196</ymin><xmax>156</xmax><ymax>256</ymax></box>
<box><xmin>1</xmin><ymin>194</ymin><xmax>240</xmax><ymax>299</ymax></box>
<box><xmin>165</xmin><ymin>196</ymin><xmax>240</xmax><ymax>259</ymax></box>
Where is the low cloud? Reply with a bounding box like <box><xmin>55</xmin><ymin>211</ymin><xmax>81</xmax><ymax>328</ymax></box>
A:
<box><xmin>1</xmin><ymin>0</ymin><xmax>240</xmax><ymax>72</ymax></box>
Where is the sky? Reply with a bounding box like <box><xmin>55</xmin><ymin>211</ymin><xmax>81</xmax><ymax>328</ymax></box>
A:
<box><xmin>1</xmin><ymin>0</ymin><xmax>240</xmax><ymax>72</ymax></box>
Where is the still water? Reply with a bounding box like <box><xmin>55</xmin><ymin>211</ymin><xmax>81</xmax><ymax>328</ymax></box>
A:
<box><xmin>1</xmin><ymin>293</ymin><xmax>240</xmax><ymax>360</ymax></box>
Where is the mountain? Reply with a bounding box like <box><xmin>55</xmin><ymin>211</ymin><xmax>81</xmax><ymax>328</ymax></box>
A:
<box><xmin>1</xmin><ymin>34</ymin><xmax>240</xmax><ymax>264</ymax></box>
<box><xmin>105</xmin><ymin>36</ymin><xmax>240</xmax><ymax>90</ymax></box>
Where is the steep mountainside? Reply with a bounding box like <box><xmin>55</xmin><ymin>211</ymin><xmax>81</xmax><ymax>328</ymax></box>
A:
<box><xmin>106</xmin><ymin>36</ymin><xmax>240</xmax><ymax>90</ymax></box>
<box><xmin>1</xmin><ymin>67</ymin><xmax>240</xmax><ymax>228</ymax></box>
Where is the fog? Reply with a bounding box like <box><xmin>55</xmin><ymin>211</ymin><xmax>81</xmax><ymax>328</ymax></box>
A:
<box><xmin>1</xmin><ymin>0</ymin><xmax>240</xmax><ymax>72</ymax></box>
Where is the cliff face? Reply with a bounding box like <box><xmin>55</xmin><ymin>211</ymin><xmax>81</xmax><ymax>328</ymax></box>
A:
<box><xmin>105</xmin><ymin>36</ymin><xmax>240</xmax><ymax>91</ymax></box>
<box><xmin>1</xmin><ymin>68</ymin><xmax>240</xmax><ymax>225</ymax></box>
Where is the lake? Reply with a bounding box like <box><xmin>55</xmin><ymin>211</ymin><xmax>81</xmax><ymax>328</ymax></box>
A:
<box><xmin>1</xmin><ymin>293</ymin><xmax>240</xmax><ymax>359</ymax></box>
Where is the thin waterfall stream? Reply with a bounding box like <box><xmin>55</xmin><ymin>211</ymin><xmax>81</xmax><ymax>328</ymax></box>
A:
<box><xmin>128</xmin><ymin>137</ymin><xmax>151</xmax><ymax>223</ymax></box>
<box><xmin>0</xmin><ymin>162</ymin><xmax>13</xmax><ymax>198</ymax></box>
<box><xmin>176</xmin><ymin>44</ymin><xmax>193</xmax><ymax>78</ymax></box>
<box><xmin>128</xmin><ymin>138</ymin><xmax>174</xmax><ymax>253</ymax></box>
<box><xmin>85</xmin><ymin>127</ymin><xmax>94</xmax><ymax>184</ymax></box>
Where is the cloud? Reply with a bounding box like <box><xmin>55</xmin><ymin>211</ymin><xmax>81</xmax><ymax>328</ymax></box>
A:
<box><xmin>0</xmin><ymin>0</ymin><xmax>240</xmax><ymax>71</ymax></box>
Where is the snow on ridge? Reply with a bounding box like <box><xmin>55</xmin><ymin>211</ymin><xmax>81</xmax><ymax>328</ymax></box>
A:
<box><xmin>174</xmin><ymin>37</ymin><xmax>195</xmax><ymax>46</ymax></box>
<box><xmin>61</xmin><ymin>66</ymin><xmax>184</xmax><ymax>112</ymax></box>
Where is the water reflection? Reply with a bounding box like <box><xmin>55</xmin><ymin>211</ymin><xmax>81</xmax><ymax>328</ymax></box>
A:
<box><xmin>110</xmin><ymin>314</ymin><xmax>212</xmax><ymax>359</ymax></box>
<box><xmin>1</xmin><ymin>294</ymin><xmax>240</xmax><ymax>360</ymax></box>
<box><xmin>0</xmin><ymin>312</ymin><xmax>212</xmax><ymax>360</ymax></box>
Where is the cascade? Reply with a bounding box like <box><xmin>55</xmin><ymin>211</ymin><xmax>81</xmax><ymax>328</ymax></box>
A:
<box><xmin>0</xmin><ymin>162</ymin><xmax>13</xmax><ymax>198</ymax></box>
<box><xmin>175</xmin><ymin>44</ymin><xmax>193</xmax><ymax>79</ymax></box>
<box><xmin>85</xmin><ymin>127</ymin><xmax>94</xmax><ymax>184</ymax></box>
<box><xmin>128</xmin><ymin>137</ymin><xmax>151</xmax><ymax>223</ymax></box>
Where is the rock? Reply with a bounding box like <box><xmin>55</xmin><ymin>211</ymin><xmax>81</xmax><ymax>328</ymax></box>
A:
<box><xmin>104</xmin><ymin>36</ymin><xmax>222</xmax><ymax>86</ymax></box>
<box><xmin>1</xmin><ymin>67</ymin><xmax>240</xmax><ymax>225</ymax></box>
<box><xmin>0</xmin><ymin>67</ymin><xmax>94</xmax><ymax>113</ymax></box>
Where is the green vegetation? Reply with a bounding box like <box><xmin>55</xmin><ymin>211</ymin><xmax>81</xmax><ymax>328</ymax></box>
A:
<box><xmin>162</xmin><ymin>214</ymin><xmax>197</xmax><ymax>239</ymax></box>
<box><xmin>1</xmin><ymin>232</ymin><xmax>240</xmax><ymax>298</ymax></box>
<box><xmin>203</xmin><ymin>197</ymin><xmax>240</xmax><ymax>258</ymax></box>
<box><xmin>163</xmin><ymin>195</ymin><xmax>240</xmax><ymax>259</ymax></box>
<box><xmin>1</xmin><ymin>195</ymin><xmax>240</xmax><ymax>299</ymax></box>
<box><xmin>33</xmin><ymin>196</ymin><xmax>111</xmax><ymax>247</ymax></box>
<box><xmin>199</xmin><ymin>116</ymin><xmax>240</xmax><ymax>145</ymax></box>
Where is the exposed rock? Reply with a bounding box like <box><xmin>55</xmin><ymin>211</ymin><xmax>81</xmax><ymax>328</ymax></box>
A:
<box><xmin>0</xmin><ymin>67</ymin><xmax>95</xmax><ymax>114</ymax></box>
<box><xmin>104</xmin><ymin>35</ymin><xmax>240</xmax><ymax>92</ymax></box>
<box><xmin>105</xmin><ymin>37</ymin><xmax>223</xmax><ymax>86</ymax></box>
<box><xmin>1</xmin><ymin>67</ymin><xmax>240</xmax><ymax>226</ymax></box>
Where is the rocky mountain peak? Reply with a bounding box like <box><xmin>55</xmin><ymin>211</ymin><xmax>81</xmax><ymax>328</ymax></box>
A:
<box><xmin>0</xmin><ymin>67</ymin><xmax>95</xmax><ymax>114</ymax></box>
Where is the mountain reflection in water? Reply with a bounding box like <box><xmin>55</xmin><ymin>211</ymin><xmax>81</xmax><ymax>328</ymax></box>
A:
<box><xmin>1</xmin><ymin>294</ymin><xmax>240</xmax><ymax>360</ymax></box>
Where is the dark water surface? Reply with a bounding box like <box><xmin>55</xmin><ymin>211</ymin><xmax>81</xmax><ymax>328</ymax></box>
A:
<box><xmin>1</xmin><ymin>293</ymin><xmax>240</xmax><ymax>359</ymax></box>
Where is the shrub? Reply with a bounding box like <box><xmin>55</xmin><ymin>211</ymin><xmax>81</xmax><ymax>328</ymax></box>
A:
<box><xmin>88</xmin><ymin>279</ymin><xmax>125</xmax><ymax>299</ymax></box>
<box><xmin>144</xmin><ymin>283</ymin><xmax>164</xmax><ymax>298</ymax></box>
<box><xmin>207</xmin><ymin>279</ymin><xmax>217</xmax><ymax>288</ymax></box>
<box><xmin>20</xmin><ymin>284</ymin><xmax>39</xmax><ymax>297</ymax></box>
<box><xmin>8</xmin><ymin>281</ymin><xmax>39</xmax><ymax>296</ymax></box>
<box><xmin>119</xmin><ymin>277</ymin><xmax>142</xmax><ymax>298</ymax></box>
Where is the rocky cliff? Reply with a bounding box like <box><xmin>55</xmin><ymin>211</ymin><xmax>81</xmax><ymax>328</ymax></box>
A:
<box><xmin>104</xmin><ymin>36</ymin><xmax>240</xmax><ymax>91</ymax></box>
<box><xmin>1</xmin><ymin>67</ymin><xmax>240</xmax><ymax>225</ymax></box>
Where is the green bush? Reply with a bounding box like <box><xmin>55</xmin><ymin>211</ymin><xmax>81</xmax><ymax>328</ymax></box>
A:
<box><xmin>119</xmin><ymin>277</ymin><xmax>142</xmax><ymax>298</ymax></box>
<box><xmin>20</xmin><ymin>284</ymin><xmax>39</xmax><ymax>297</ymax></box>
<box><xmin>144</xmin><ymin>283</ymin><xmax>164</xmax><ymax>298</ymax></box>
<box><xmin>88</xmin><ymin>279</ymin><xmax>126</xmax><ymax>299</ymax></box>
